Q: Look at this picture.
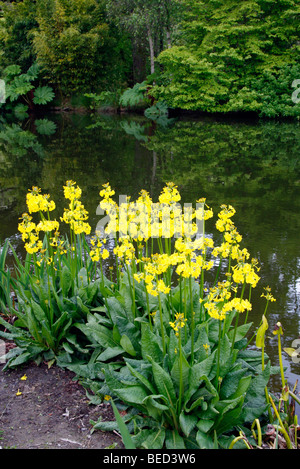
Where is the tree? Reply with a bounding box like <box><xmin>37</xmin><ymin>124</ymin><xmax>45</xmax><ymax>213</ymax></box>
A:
<box><xmin>0</xmin><ymin>0</ymin><xmax>38</xmax><ymax>72</ymax></box>
<box><xmin>106</xmin><ymin>0</ymin><xmax>181</xmax><ymax>80</ymax></box>
<box><xmin>152</xmin><ymin>0</ymin><xmax>300</xmax><ymax>117</ymax></box>
<box><xmin>32</xmin><ymin>0</ymin><xmax>132</xmax><ymax>95</ymax></box>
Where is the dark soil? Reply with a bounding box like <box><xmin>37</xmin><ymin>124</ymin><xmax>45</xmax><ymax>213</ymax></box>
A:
<box><xmin>0</xmin><ymin>361</ymin><xmax>123</xmax><ymax>449</ymax></box>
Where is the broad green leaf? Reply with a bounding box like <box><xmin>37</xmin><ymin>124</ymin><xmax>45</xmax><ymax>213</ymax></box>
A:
<box><xmin>231</xmin><ymin>375</ymin><xmax>252</xmax><ymax>399</ymax></box>
<box><xmin>125</xmin><ymin>361</ymin><xmax>156</xmax><ymax>394</ymax></box>
<box><xmin>220</xmin><ymin>367</ymin><xmax>247</xmax><ymax>399</ymax></box>
<box><xmin>165</xmin><ymin>430</ymin><xmax>186</xmax><ymax>449</ymax></box>
<box><xmin>33</xmin><ymin>86</ymin><xmax>55</xmax><ymax>105</ymax></box>
<box><xmin>35</xmin><ymin>119</ymin><xmax>57</xmax><ymax>136</ymax></box>
<box><xmin>141</xmin><ymin>324</ymin><xmax>163</xmax><ymax>363</ymax></box>
<box><xmin>26</xmin><ymin>63</ymin><xmax>40</xmax><ymax>80</ymax></box>
<box><xmin>228</xmin><ymin>322</ymin><xmax>253</xmax><ymax>344</ymax></box>
<box><xmin>185</xmin><ymin>351</ymin><xmax>216</xmax><ymax>403</ymax></box>
<box><xmin>3</xmin><ymin>64</ymin><xmax>21</xmax><ymax>77</ymax></box>
<box><xmin>120</xmin><ymin>335</ymin><xmax>137</xmax><ymax>356</ymax></box>
<box><xmin>62</xmin><ymin>342</ymin><xmax>74</xmax><ymax>354</ymax></box>
<box><xmin>75</xmin><ymin>321</ymin><xmax>115</xmax><ymax>348</ymax></box>
<box><xmin>97</xmin><ymin>346</ymin><xmax>123</xmax><ymax>361</ymax></box>
<box><xmin>6</xmin><ymin>76</ymin><xmax>33</xmax><ymax>101</ymax></box>
<box><xmin>179</xmin><ymin>413</ymin><xmax>198</xmax><ymax>437</ymax></box>
<box><xmin>170</xmin><ymin>353</ymin><xmax>190</xmax><ymax>389</ymax></box>
<box><xmin>196</xmin><ymin>430</ymin><xmax>215</xmax><ymax>449</ymax></box>
<box><xmin>196</xmin><ymin>419</ymin><xmax>214</xmax><ymax>433</ymax></box>
<box><xmin>61</xmin><ymin>265</ymin><xmax>72</xmax><ymax>297</ymax></box>
<box><xmin>214</xmin><ymin>395</ymin><xmax>245</xmax><ymax>435</ymax></box>
<box><xmin>14</xmin><ymin>103</ymin><xmax>29</xmax><ymax>120</ymax></box>
<box><xmin>184</xmin><ymin>396</ymin><xmax>204</xmax><ymax>413</ymax></box>
<box><xmin>142</xmin><ymin>395</ymin><xmax>169</xmax><ymax>420</ymax></box>
<box><xmin>141</xmin><ymin>428</ymin><xmax>166</xmax><ymax>450</ymax></box>
<box><xmin>114</xmin><ymin>385</ymin><xmax>148</xmax><ymax>405</ymax></box>
<box><xmin>30</xmin><ymin>299</ymin><xmax>48</xmax><ymax>324</ymax></box>
<box><xmin>148</xmin><ymin>357</ymin><xmax>177</xmax><ymax>407</ymax></box>
<box><xmin>218</xmin><ymin>333</ymin><xmax>238</xmax><ymax>377</ymax></box>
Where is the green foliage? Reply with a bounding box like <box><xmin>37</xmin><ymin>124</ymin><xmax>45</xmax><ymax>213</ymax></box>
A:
<box><xmin>84</xmin><ymin>90</ymin><xmax>122</xmax><ymax>111</ymax></box>
<box><xmin>0</xmin><ymin>0</ymin><xmax>38</xmax><ymax>72</ymax></box>
<box><xmin>153</xmin><ymin>0</ymin><xmax>300</xmax><ymax>117</ymax></box>
<box><xmin>33</xmin><ymin>87</ymin><xmax>55</xmax><ymax>106</ymax></box>
<box><xmin>0</xmin><ymin>236</ymin><xmax>103</xmax><ymax>368</ymax></box>
<box><xmin>1</xmin><ymin>63</ymin><xmax>55</xmax><ymax>115</ymax></box>
<box><xmin>32</xmin><ymin>0</ymin><xmax>132</xmax><ymax>95</ymax></box>
<box><xmin>34</xmin><ymin>119</ymin><xmax>57</xmax><ymax>136</ymax></box>
<box><xmin>0</xmin><ymin>122</ymin><xmax>44</xmax><ymax>157</ymax></box>
<box><xmin>0</xmin><ymin>240</ymin><xmax>13</xmax><ymax>316</ymax></box>
<box><xmin>119</xmin><ymin>81</ymin><xmax>149</xmax><ymax>108</ymax></box>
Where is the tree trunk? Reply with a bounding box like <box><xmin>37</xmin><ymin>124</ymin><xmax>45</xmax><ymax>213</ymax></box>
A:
<box><xmin>166</xmin><ymin>29</ymin><xmax>172</xmax><ymax>48</ymax></box>
<box><xmin>147</xmin><ymin>25</ymin><xmax>155</xmax><ymax>75</ymax></box>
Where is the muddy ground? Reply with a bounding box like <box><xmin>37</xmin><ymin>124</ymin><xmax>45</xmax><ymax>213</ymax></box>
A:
<box><xmin>0</xmin><ymin>361</ymin><xmax>123</xmax><ymax>449</ymax></box>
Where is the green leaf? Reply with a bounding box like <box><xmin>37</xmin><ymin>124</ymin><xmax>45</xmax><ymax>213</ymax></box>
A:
<box><xmin>165</xmin><ymin>430</ymin><xmax>186</xmax><ymax>449</ymax></box>
<box><xmin>141</xmin><ymin>428</ymin><xmax>166</xmax><ymax>450</ymax></box>
<box><xmin>110</xmin><ymin>399</ymin><xmax>136</xmax><ymax>449</ymax></box>
<box><xmin>142</xmin><ymin>395</ymin><xmax>169</xmax><ymax>414</ymax></box>
<box><xmin>228</xmin><ymin>322</ymin><xmax>253</xmax><ymax>344</ymax></box>
<box><xmin>35</xmin><ymin>119</ymin><xmax>57</xmax><ymax>136</ymax></box>
<box><xmin>148</xmin><ymin>357</ymin><xmax>177</xmax><ymax>407</ymax></box>
<box><xmin>26</xmin><ymin>63</ymin><xmax>40</xmax><ymax>80</ymax></box>
<box><xmin>196</xmin><ymin>419</ymin><xmax>214</xmax><ymax>433</ymax></box>
<box><xmin>185</xmin><ymin>351</ymin><xmax>216</xmax><ymax>403</ymax></box>
<box><xmin>196</xmin><ymin>430</ymin><xmax>215</xmax><ymax>449</ymax></box>
<box><xmin>141</xmin><ymin>323</ymin><xmax>163</xmax><ymax>363</ymax></box>
<box><xmin>114</xmin><ymin>385</ymin><xmax>149</xmax><ymax>406</ymax></box>
<box><xmin>61</xmin><ymin>265</ymin><xmax>73</xmax><ymax>297</ymax></box>
<box><xmin>219</xmin><ymin>367</ymin><xmax>247</xmax><ymax>399</ymax></box>
<box><xmin>179</xmin><ymin>413</ymin><xmax>198</xmax><ymax>437</ymax></box>
<box><xmin>6</xmin><ymin>76</ymin><xmax>34</xmax><ymax>101</ymax></box>
<box><xmin>3</xmin><ymin>64</ymin><xmax>21</xmax><ymax>78</ymax></box>
<box><xmin>14</xmin><ymin>103</ymin><xmax>29</xmax><ymax>120</ymax></box>
<box><xmin>214</xmin><ymin>396</ymin><xmax>245</xmax><ymax>435</ymax></box>
<box><xmin>33</xmin><ymin>86</ymin><xmax>55</xmax><ymax>105</ymax></box>
<box><xmin>120</xmin><ymin>334</ymin><xmax>137</xmax><ymax>357</ymax></box>
<box><xmin>125</xmin><ymin>361</ymin><xmax>156</xmax><ymax>394</ymax></box>
<box><xmin>75</xmin><ymin>320</ymin><xmax>115</xmax><ymax>348</ymax></box>
<box><xmin>97</xmin><ymin>346</ymin><xmax>123</xmax><ymax>361</ymax></box>
<box><xmin>170</xmin><ymin>352</ymin><xmax>190</xmax><ymax>389</ymax></box>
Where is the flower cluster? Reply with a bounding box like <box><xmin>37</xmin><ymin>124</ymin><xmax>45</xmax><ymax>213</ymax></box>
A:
<box><xmin>98</xmin><ymin>182</ymin><xmax>214</xmax><ymax>242</ymax></box>
<box><xmin>18</xmin><ymin>181</ymin><xmax>272</xmax><ymax>337</ymax></box>
<box><xmin>61</xmin><ymin>180</ymin><xmax>91</xmax><ymax>235</ymax></box>
<box><xmin>26</xmin><ymin>186</ymin><xmax>56</xmax><ymax>214</ymax></box>
<box><xmin>18</xmin><ymin>187</ymin><xmax>59</xmax><ymax>255</ymax></box>
<box><xmin>90</xmin><ymin>236</ymin><xmax>109</xmax><ymax>262</ymax></box>
<box><xmin>169</xmin><ymin>313</ymin><xmax>187</xmax><ymax>337</ymax></box>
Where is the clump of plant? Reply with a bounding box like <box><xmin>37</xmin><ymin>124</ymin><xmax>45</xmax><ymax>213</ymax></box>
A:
<box><xmin>1</xmin><ymin>181</ymin><xmax>295</xmax><ymax>449</ymax></box>
<box><xmin>0</xmin><ymin>63</ymin><xmax>55</xmax><ymax>119</ymax></box>
<box><xmin>0</xmin><ymin>182</ymin><xmax>103</xmax><ymax>367</ymax></box>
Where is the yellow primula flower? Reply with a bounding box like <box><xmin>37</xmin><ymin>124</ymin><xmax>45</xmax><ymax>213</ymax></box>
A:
<box><xmin>261</xmin><ymin>286</ymin><xmax>276</xmax><ymax>302</ymax></box>
<box><xmin>169</xmin><ymin>313</ymin><xmax>187</xmax><ymax>336</ymax></box>
<box><xmin>63</xmin><ymin>180</ymin><xmax>82</xmax><ymax>201</ymax></box>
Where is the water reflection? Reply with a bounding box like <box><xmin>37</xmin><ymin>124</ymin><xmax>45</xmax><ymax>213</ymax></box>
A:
<box><xmin>0</xmin><ymin>112</ymin><xmax>299</xmax><ymax>410</ymax></box>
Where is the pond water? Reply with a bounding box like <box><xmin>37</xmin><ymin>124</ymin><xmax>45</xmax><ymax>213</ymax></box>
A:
<box><xmin>0</xmin><ymin>111</ymin><xmax>299</xmax><ymax>414</ymax></box>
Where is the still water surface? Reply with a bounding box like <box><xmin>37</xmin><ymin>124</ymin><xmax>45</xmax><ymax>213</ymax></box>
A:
<box><xmin>0</xmin><ymin>112</ymin><xmax>299</xmax><ymax>411</ymax></box>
